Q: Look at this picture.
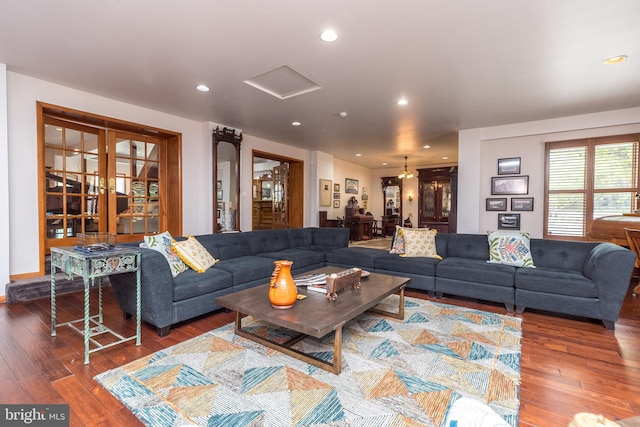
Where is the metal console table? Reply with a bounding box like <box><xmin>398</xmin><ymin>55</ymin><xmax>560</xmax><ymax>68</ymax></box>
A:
<box><xmin>50</xmin><ymin>246</ymin><xmax>141</xmax><ymax>364</ymax></box>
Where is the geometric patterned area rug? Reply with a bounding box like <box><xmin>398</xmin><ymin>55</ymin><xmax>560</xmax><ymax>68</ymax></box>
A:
<box><xmin>95</xmin><ymin>295</ymin><xmax>522</xmax><ymax>427</ymax></box>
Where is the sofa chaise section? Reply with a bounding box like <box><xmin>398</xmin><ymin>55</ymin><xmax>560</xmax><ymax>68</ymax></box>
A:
<box><xmin>515</xmin><ymin>240</ymin><xmax>635</xmax><ymax>329</ymax></box>
<box><xmin>109</xmin><ymin>227</ymin><xmax>350</xmax><ymax>336</ymax></box>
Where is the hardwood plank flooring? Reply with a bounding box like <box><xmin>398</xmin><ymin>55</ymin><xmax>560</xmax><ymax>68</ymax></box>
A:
<box><xmin>0</xmin><ymin>282</ymin><xmax>638</xmax><ymax>426</ymax></box>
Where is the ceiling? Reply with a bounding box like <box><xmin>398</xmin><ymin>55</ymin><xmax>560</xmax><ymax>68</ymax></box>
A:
<box><xmin>1</xmin><ymin>0</ymin><xmax>639</xmax><ymax>170</ymax></box>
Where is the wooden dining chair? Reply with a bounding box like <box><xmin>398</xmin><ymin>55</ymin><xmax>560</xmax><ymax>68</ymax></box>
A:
<box><xmin>624</xmin><ymin>228</ymin><xmax>640</xmax><ymax>297</ymax></box>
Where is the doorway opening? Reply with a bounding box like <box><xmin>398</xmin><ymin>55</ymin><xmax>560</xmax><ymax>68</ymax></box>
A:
<box><xmin>252</xmin><ymin>150</ymin><xmax>304</xmax><ymax>229</ymax></box>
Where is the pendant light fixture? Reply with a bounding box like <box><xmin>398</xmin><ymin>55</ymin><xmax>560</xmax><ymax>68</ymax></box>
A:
<box><xmin>398</xmin><ymin>156</ymin><xmax>414</xmax><ymax>179</ymax></box>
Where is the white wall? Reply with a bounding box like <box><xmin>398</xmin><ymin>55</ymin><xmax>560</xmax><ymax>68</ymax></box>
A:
<box><xmin>0</xmin><ymin>64</ymin><xmax>9</xmax><ymax>293</ymax></box>
<box><xmin>332</xmin><ymin>158</ymin><xmax>375</xmax><ymax>219</ymax></box>
<box><xmin>459</xmin><ymin>107</ymin><xmax>640</xmax><ymax>237</ymax></box>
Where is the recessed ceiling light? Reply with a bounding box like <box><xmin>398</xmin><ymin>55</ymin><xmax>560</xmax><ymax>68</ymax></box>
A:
<box><xmin>292</xmin><ymin>121</ymin><xmax>301</xmax><ymax>126</ymax></box>
<box><xmin>603</xmin><ymin>55</ymin><xmax>628</xmax><ymax>65</ymax></box>
<box><xmin>442</xmin><ymin>156</ymin><xmax>449</xmax><ymax>160</ymax></box>
<box><xmin>423</xmin><ymin>145</ymin><xmax>431</xmax><ymax>149</ymax></box>
<box><xmin>320</xmin><ymin>29</ymin><xmax>338</xmax><ymax>42</ymax></box>
<box><xmin>397</xmin><ymin>98</ymin><xmax>408</xmax><ymax>106</ymax></box>
<box><xmin>339</xmin><ymin>111</ymin><xmax>348</xmax><ymax>118</ymax></box>
<box><xmin>196</xmin><ymin>84</ymin><xmax>210</xmax><ymax>92</ymax></box>
<box><xmin>355</xmin><ymin>153</ymin><xmax>362</xmax><ymax>157</ymax></box>
<box><xmin>382</xmin><ymin>162</ymin><xmax>388</xmax><ymax>166</ymax></box>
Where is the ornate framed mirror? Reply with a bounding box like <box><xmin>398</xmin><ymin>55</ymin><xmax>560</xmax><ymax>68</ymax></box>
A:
<box><xmin>213</xmin><ymin>127</ymin><xmax>242</xmax><ymax>232</ymax></box>
<box><xmin>380</xmin><ymin>176</ymin><xmax>403</xmax><ymax>236</ymax></box>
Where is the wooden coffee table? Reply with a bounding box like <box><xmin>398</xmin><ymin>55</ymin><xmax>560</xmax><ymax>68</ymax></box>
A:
<box><xmin>215</xmin><ymin>266</ymin><xmax>409</xmax><ymax>374</ymax></box>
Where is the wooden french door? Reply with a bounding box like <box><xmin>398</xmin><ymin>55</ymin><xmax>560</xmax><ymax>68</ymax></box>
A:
<box><xmin>42</xmin><ymin>119</ymin><xmax>165</xmax><ymax>252</ymax></box>
<box><xmin>271</xmin><ymin>164</ymin><xmax>289</xmax><ymax>229</ymax></box>
<box><xmin>108</xmin><ymin>131</ymin><xmax>163</xmax><ymax>238</ymax></box>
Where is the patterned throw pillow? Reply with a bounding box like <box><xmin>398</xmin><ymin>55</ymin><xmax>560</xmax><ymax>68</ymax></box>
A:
<box><xmin>143</xmin><ymin>231</ymin><xmax>188</xmax><ymax>277</ymax></box>
<box><xmin>172</xmin><ymin>236</ymin><xmax>217</xmax><ymax>273</ymax></box>
<box><xmin>401</xmin><ymin>228</ymin><xmax>442</xmax><ymax>259</ymax></box>
<box><xmin>487</xmin><ymin>230</ymin><xmax>536</xmax><ymax>267</ymax></box>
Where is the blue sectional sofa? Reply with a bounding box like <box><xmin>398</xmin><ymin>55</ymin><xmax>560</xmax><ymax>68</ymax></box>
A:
<box><xmin>109</xmin><ymin>228</ymin><xmax>635</xmax><ymax>336</ymax></box>
<box><xmin>327</xmin><ymin>232</ymin><xmax>635</xmax><ymax>330</ymax></box>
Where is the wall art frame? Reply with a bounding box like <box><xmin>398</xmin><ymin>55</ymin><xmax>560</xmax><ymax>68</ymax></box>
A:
<box><xmin>511</xmin><ymin>197</ymin><xmax>534</xmax><ymax>211</ymax></box>
<box><xmin>320</xmin><ymin>179</ymin><xmax>332</xmax><ymax>207</ymax></box>
<box><xmin>345</xmin><ymin>178</ymin><xmax>358</xmax><ymax>194</ymax></box>
<box><xmin>498</xmin><ymin>213</ymin><xmax>521</xmax><ymax>230</ymax></box>
<box><xmin>491</xmin><ymin>175</ymin><xmax>529</xmax><ymax>195</ymax></box>
<box><xmin>486</xmin><ymin>197</ymin><xmax>507</xmax><ymax>211</ymax></box>
<box><xmin>497</xmin><ymin>157</ymin><xmax>521</xmax><ymax>175</ymax></box>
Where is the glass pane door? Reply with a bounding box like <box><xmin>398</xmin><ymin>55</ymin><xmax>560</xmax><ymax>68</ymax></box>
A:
<box><xmin>43</xmin><ymin>119</ymin><xmax>105</xmax><ymax>250</ymax></box>
<box><xmin>272</xmin><ymin>164</ymin><xmax>288</xmax><ymax>228</ymax></box>
<box><xmin>109</xmin><ymin>132</ymin><xmax>161</xmax><ymax>237</ymax></box>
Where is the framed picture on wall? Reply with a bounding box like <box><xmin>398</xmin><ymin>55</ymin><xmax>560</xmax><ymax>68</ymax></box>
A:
<box><xmin>334</xmin><ymin>183</ymin><xmax>340</xmax><ymax>192</ymax></box>
<box><xmin>498</xmin><ymin>213</ymin><xmax>521</xmax><ymax>230</ymax></box>
<box><xmin>511</xmin><ymin>197</ymin><xmax>534</xmax><ymax>211</ymax></box>
<box><xmin>333</xmin><ymin>200</ymin><xmax>340</xmax><ymax>208</ymax></box>
<box><xmin>345</xmin><ymin>178</ymin><xmax>358</xmax><ymax>194</ymax></box>
<box><xmin>491</xmin><ymin>175</ymin><xmax>529</xmax><ymax>195</ymax></box>
<box><xmin>486</xmin><ymin>198</ymin><xmax>507</xmax><ymax>211</ymax></box>
<box><xmin>320</xmin><ymin>179</ymin><xmax>331</xmax><ymax>206</ymax></box>
<box><xmin>333</xmin><ymin>192</ymin><xmax>340</xmax><ymax>199</ymax></box>
<box><xmin>497</xmin><ymin>157</ymin><xmax>521</xmax><ymax>175</ymax></box>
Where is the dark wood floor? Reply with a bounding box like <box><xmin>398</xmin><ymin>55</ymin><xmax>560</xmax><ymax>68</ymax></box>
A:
<box><xmin>1</xmin><ymin>282</ymin><xmax>639</xmax><ymax>426</ymax></box>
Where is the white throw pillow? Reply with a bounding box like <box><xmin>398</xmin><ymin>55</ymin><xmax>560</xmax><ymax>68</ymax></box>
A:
<box><xmin>401</xmin><ymin>228</ymin><xmax>442</xmax><ymax>259</ymax></box>
<box><xmin>487</xmin><ymin>230</ymin><xmax>535</xmax><ymax>268</ymax></box>
<box><xmin>143</xmin><ymin>231</ymin><xmax>188</xmax><ymax>277</ymax></box>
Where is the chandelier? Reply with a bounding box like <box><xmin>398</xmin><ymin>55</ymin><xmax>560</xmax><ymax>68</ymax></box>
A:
<box><xmin>398</xmin><ymin>156</ymin><xmax>414</xmax><ymax>179</ymax></box>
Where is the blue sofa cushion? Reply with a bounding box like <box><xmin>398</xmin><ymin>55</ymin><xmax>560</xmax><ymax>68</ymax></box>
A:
<box><xmin>249</xmin><ymin>229</ymin><xmax>290</xmax><ymax>255</ymax></box>
<box><xmin>530</xmin><ymin>239</ymin><xmax>597</xmax><ymax>271</ymax></box>
<box><xmin>313</xmin><ymin>227</ymin><xmax>350</xmax><ymax>247</ymax></box>
<box><xmin>296</xmin><ymin>245</ymin><xmax>339</xmax><ymax>262</ymax></box>
<box><xmin>437</xmin><ymin>257</ymin><xmax>515</xmax><ymax>287</ymax></box>
<box><xmin>375</xmin><ymin>253</ymin><xmax>439</xmax><ymax>276</ymax></box>
<box><xmin>446</xmin><ymin>234</ymin><xmax>490</xmax><ymax>260</ymax></box>
<box><xmin>257</xmin><ymin>248</ymin><xmax>323</xmax><ymax>269</ymax></box>
<box><xmin>286</xmin><ymin>228</ymin><xmax>314</xmax><ymax>248</ymax></box>
<box><xmin>515</xmin><ymin>267</ymin><xmax>597</xmax><ymax>297</ymax></box>
<box><xmin>196</xmin><ymin>233</ymin><xmax>252</xmax><ymax>260</ymax></box>
<box><xmin>326</xmin><ymin>247</ymin><xmax>386</xmax><ymax>269</ymax></box>
<box><xmin>172</xmin><ymin>268</ymin><xmax>233</xmax><ymax>302</ymax></box>
<box><xmin>213</xmin><ymin>256</ymin><xmax>276</xmax><ymax>286</ymax></box>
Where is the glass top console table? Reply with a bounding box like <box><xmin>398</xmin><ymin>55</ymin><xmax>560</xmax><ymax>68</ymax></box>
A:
<box><xmin>50</xmin><ymin>246</ymin><xmax>141</xmax><ymax>364</ymax></box>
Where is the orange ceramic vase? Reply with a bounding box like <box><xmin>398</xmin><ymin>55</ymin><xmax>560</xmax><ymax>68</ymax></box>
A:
<box><xmin>268</xmin><ymin>260</ymin><xmax>297</xmax><ymax>309</ymax></box>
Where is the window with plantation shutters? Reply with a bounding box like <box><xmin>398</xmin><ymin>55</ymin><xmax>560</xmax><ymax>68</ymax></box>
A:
<box><xmin>545</xmin><ymin>134</ymin><xmax>640</xmax><ymax>239</ymax></box>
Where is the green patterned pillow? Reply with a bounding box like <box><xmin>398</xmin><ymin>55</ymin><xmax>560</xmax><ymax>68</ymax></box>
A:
<box><xmin>487</xmin><ymin>230</ymin><xmax>535</xmax><ymax>268</ymax></box>
<box><xmin>143</xmin><ymin>231</ymin><xmax>188</xmax><ymax>277</ymax></box>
